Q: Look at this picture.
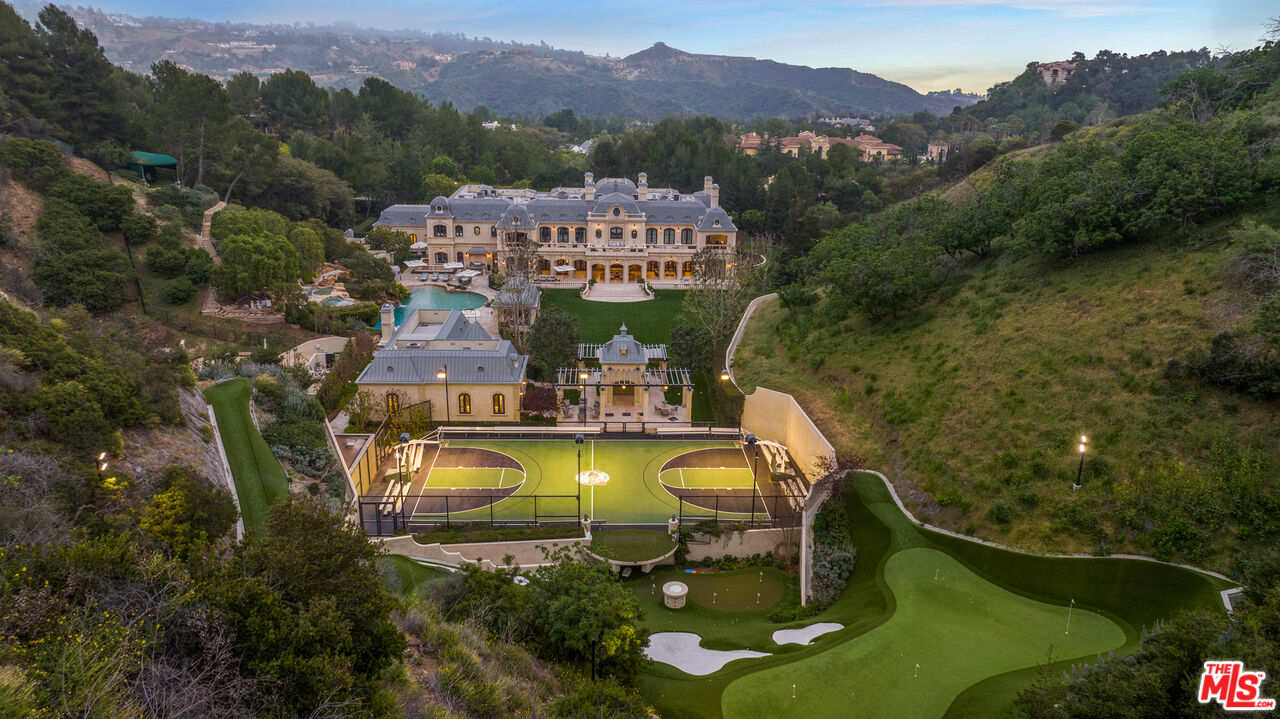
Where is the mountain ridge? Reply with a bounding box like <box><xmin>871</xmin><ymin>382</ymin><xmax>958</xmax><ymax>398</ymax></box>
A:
<box><xmin>49</xmin><ymin>6</ymin><xmax>980</xmax><ymax>118</ymax></box>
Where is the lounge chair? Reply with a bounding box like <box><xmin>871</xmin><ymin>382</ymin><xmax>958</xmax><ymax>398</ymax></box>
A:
<box><xmin>429</xmin><ymin>272</ymin><xmax>439</xmax><ymax>281</ymax></box>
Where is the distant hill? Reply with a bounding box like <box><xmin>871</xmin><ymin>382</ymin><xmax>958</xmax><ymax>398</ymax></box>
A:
<box><xmin>48</xmin><ymin>7</ymin><xmax>979</xmax><ymax>119</ymax></box>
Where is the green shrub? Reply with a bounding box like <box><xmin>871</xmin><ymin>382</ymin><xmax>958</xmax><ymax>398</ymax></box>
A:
<box><xmin>161</xmin><ymin>278</ymin><xmax>195</xmax><ymax>304</ymax></box>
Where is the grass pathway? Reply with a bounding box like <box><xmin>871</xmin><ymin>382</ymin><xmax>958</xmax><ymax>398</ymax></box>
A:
<box><xmin>204</xmin><ymin>378</ymin><xmax>289</xmax><ymax>532</ymax></box>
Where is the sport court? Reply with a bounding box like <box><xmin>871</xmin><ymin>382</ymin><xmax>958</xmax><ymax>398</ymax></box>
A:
<box><xmin>363</xmin><ymin>438</ymin><xmax>795</xmax><ymax>529</ymax></box>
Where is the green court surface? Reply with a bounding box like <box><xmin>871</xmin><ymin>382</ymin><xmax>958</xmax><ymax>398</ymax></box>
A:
<box><xmin>412</xmin><ymin>439</ymin><xmax>761</xmax><ymax>524</ymax></box>
<box><xmin>425</xmin><ymin>466</ymin><xmax>522</xmax><ymax>489</ymax></box>
<box><xmin>661</xmin><ymin>467</ymin><xmax>756</xmax><ymax>489</ymax></box>
<box><xmin>638</xmin><ymin>471</ymin><xmax>1236</xmax><ymax>719</ymax></box>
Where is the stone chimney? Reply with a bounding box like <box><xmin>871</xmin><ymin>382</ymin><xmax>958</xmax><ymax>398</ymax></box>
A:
<box><xmin>380</xmin><ymin>304</ymin><xmax>396</xmax><ymax>345</ymax></box>
<box><xmin>710</xmin><ymin>183</ymin><xmax>720</xmax><ymax>208</ymax></box>
<box><xmin>637</xmin><ymin>172</ymin><xmax>648</xmax><ymax>200</ymax></box>
<box><xmin>584</xmin><ymin>171</ymin><xmax>595</xmax><ymax>201</ymax></box>
<box><xmin>703</xmin><ymin>175</ymin><xmax>713</xmax><ymax>194</ymax></box>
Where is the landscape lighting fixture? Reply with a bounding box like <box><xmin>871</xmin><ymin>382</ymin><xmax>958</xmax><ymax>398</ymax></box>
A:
<box><xmin>1073</xmin><ymin>435</ymin><xmax>1088</xmax><ymax>491</ymax></box>
<box><xmin>720</xmin><ymin>369</ymin><xmax>730</xmax><ymax>381</ymax></box>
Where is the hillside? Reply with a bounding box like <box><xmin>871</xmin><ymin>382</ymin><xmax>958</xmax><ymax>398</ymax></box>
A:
<box><xmin>56</xmin><ymin>6</ymin><xmax>975</xmax><ymax>118</ymax></box>
<box><xmin>736</xmin><ymin>231</ymin><xmax>1279</xmax><ymax>573</ymax></box>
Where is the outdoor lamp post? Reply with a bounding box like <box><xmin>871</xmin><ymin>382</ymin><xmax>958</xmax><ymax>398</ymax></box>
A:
<box><xmin>1073</xmin><ymin>435</ymin><xmax>1088</xmax><ymax>490</ymax></box>
<box><xmin>720</xmin><ymin>369</ymin><xmax>731</xmax><ymax>382</ymax></box>
<box><xmin>97</xmin><ymin>451</ymin><xmax>108</xmax><ymax>482</ymax></box>
<box><xmin>745</xmin><ymin>433</ymin><xmax>758</xmax><ymax>482</ymax></box>
<box><xmin>397</xmin><ymin>431</ymin><xmax>410</xmax><ymax>485</ymax></box>
<box><xmin>436</xmin><ymin>365</ymin><xmax>450</xmax><ymax>424</ymax></box>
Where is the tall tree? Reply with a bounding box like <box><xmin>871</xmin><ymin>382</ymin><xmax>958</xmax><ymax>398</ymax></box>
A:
<box><xmin>260</xmin><ymin>68</ymin><xmax>331</xmax><ymax>137</ymax></box>
<box><xmin>34</xmin><ymin>5</ymin><xmax>128</xmax><ymax>143</ymax></box>
<box><xmin>148</xmin><ymin>60</ymin><xmax>232</xmax><ymax>187</ymax></box>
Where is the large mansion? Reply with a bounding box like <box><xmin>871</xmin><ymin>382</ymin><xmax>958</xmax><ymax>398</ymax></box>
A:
<box><xmin>372</xmin><ymin>173</ymin><xmax>737</xmax><ymax>283</ymax></box>
<box><xmin>738</xmin><ymin>130</ymin><xmax>902</xmax><ymax>163</ymax></box>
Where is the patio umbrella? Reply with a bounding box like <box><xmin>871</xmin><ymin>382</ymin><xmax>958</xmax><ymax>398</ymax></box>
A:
<box><xmin>555</xmin><ymin>264</ymin><xmax>574</xmax><ymax>272</ymax></box>
<box><xmin>410</xmin><ymin>241</ymin><xmax>428</xmax><ymax>250</ymax></box>
<box><xmin>443</xmin><ymin>261</ymin><xmax>464</xmax><ymax>269</ymax></box>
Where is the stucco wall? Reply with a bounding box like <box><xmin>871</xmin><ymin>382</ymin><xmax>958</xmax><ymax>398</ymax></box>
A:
<box><xmin>741</xmin><ymin>387</ymin><xmax>836</xmax><ymax>481</ymax></box>
<box><xmin>358</xmin><ymin>382</ymin><xmax>522</xmax><ymax>423</ymax></box>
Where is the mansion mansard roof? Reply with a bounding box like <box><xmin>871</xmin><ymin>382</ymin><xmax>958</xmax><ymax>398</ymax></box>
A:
<box><xmin>373</xmin><ymin>173</ymin><xmax>737</xmax><ymax>232</ymax></box>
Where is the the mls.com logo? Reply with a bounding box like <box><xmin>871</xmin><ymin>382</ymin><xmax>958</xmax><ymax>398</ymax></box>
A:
<box><xmin>1198</xmin><ymin>661</ymin><xmax>1277</xmax><ymax>711</ymax></box>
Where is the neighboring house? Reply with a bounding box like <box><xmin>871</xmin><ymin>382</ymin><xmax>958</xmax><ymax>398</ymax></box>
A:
<box><xmin>569</xmin><ymin>139</ymin><xmax>594</xmax><ymax>154</ymax></box>
<box><xmin>355</xmin><ymin>308</ymin><xmax>528</xmax><ymax>423</ymax></box>
<box><xmin>737</xmin><ymin>131</ymin><xmax>901</xmax><ymax>162</ymax></box>
<box><xmin>372</xmin><ymin>173</ymin><xmax>737</xmax><ymax>284</ymax></box>
<box><xmin>1037</xmin><ymin>61</ymin><xmax>1077</xmax><ymax>86</ymax></box>
<box><xmin>925</xmin><ymin>140</ymin><xmax>951</xmax><ymax>163</ymax></box>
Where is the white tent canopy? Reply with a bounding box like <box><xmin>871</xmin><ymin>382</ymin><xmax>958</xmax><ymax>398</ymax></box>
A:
<box><xmin>403</xmin><ymin>259</ymin><xmax>427</xmax><ymax>269</ymax></box>
<box><xmin>554</xmin><ymin>264</ymin><xmax>574</xmax><ymax>272</ymax></box>
<box><xmin>442</xmin><ymin>262</ymin><xmax>464</xmax><ymax>269</ymax></box>
<box><xmin>457</xmin><ymin>269</ymin><xmax>481</xmax><ymax>278</ymax></box>
<box><xmin>409</xmin><ymin>241</ymin><xmax>428</xmax><ymax>250</ymax></box>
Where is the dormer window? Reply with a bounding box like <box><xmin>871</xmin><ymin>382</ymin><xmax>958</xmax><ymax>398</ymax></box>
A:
<box><xmin>612</xmin><ymin>207</ymin><xmax>621</xmax><ymax>217</ymax></box>
<box><xmin>714</xmin><ymin>219</ymin><xmax>721</xmax><ymax>227</ymax></box>
<box><xmin>435</xmin><ymin>205</ymin><xmax>443</xmax><ymax>213</ymax></box>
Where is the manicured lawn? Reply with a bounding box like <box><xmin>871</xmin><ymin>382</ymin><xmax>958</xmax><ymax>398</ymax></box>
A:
<box><xmin>539</xmin><ymin>289</ymin><xmax>716</xmax><ymax>422</ymax></box>
<box><xmin>637</xmin><ymin>471</ymin><xmax>1234</xmax><ymax>719</ymax></box>
<box><xmin>377</xmin><ymin>555</ymin><xmax>452</xmax><ymax>598</ymax></box>
<box><xmin>406</xmin><ymin>439</ymin><xmax>758</xmax><ymax>525</ymax></box>
<box><xmin>591</xmin><ymin>529</ymin><xmax>677</xmax><ymax>562</ymax></box>
<box><xmin>540</xmin><ymin>288</ymin><xmax>688</xmax><ymax>344</ymax></box>
<box><xmin>204</xmin><ymin>378</ymin><xmax>290</xmax><ymax>532</ymax></box>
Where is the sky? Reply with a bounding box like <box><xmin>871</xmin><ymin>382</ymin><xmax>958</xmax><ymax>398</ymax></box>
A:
<box><xmin>80</xmin><ymin>0</ymin><xmax>1276</xmax><ymax>93</ymax></box>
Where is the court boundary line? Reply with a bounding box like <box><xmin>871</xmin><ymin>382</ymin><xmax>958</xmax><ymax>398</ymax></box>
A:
<box><xmin>408</xmin><ymin>443</ymin><xmax>442</xmax><ymax>518</ymax></box>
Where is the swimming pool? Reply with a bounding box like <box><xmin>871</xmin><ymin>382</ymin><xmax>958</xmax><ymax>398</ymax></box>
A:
<box><xmin>376</xmin><ymin>285</ymin><xmax>487</xmax><ymax>327</ymax></box>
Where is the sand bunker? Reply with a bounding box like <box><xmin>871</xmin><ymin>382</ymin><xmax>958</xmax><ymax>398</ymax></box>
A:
<box><xmin>771</xmin><ymin>622</ymin><xmax>843</xmax><ymax>646</ymax></box>
<box><xmin>645</xmin><ymin>632</ymin><xmax>769</xmax><ymax>675</ymax></box>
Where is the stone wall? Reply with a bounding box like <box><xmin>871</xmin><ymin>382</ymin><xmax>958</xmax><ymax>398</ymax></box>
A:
<box><xmin>684</xmin><ymin>527</ymin><xmax>799</xmax><ymax>562</ymax></box>
<box><xmin>740</xmin><ymin>387</ymin><xmax>836</xmax><ymax>481</ymax></box>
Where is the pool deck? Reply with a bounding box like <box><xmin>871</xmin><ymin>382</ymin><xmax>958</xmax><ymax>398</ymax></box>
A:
<box><xmin>399</xmin><ymin>274</ymin><xmax>500</xmax><ymax>336</ymax></box>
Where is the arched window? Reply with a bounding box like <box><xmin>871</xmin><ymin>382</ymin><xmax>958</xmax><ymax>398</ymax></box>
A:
<box><xmin>612</xmin><ymin>207</ymin><xmax>621</xmax><ymax>217</ymax></box>
<box><xmin>433</xmin><ymin>224</ymin><xmax>447</xmax><ymax>238</ymax></box>
<box><xmin>646</xmin><ymin>228</ymin><xmax>657</xmax><ymax>244</ymax></box>
<box><xmin>490</xmin><ymin>226</ymin><xmax>497</xmax><ymax>237</ymax></box>
<box><xmin>455</xmin><ymin>225</ymin><xmax>464</xmax><ymax>237</ymax></box>
<box><xmin>492</xmin><ymin>393</ymin><xmax>505</xmax><ymax>414</ymax></box>
<box><xmin>631</xmin><ymin>229</ymin><xmax>638</xmax><ymax>239</ymax></box>
<box><xmin>663</xmin><ymin>229</ymin><xmax>675</xmax><ymax>244</ymax></box>
<box><xmin>558</xmin><ymin>227</ymin><xmax>569</xmax><ymax>243</ymax></box>
<box><xmin>474</xmin><ymin>226</ymin><xmax>481</xmax><ymax>235</ymax></box>
<box><xmin>575</xmin><ymin>228</ymin><xmax>586</xmax><ymax>243</ymax></box>
<box><xmin>409</xmin><ymin>234</ymin><xmax>417</xmax><ymax>242</ymax></box>
<box><xmin>610</xmin><ymin>227</ymin><xmax>623</xmax><ymax>239</ymax></box>
<box><xmin>663</xmin><ymin>259</ymin><xmax>677</xmax><ymax>278</ymax></box>
<box><xmin>681</xmin><ymin>229</ymin><xmax>693</xmax><ymax>245</ymax></box>
<box><xmin>458</xmin><ymin>393</ymin><xmax>472</xmax><ymax>415</ymax></box>
<box><xmin>434</xmin><ymin>251</ymin><xmax>447</xmax><ymax>263</ymax></box>
<box><xmin>540</xmin><ymin>227</ymin><xmax>551</xmax><ymax>243</ymax></box>
<box><xmin>595</xmin><ymin>229</ymin><xmax>602</xmax><ymax>239</ymax></box>
<box><xmin>386</xmin><ymin>392</ymin><xmax>401</xmax><ymax>416</ymax></box>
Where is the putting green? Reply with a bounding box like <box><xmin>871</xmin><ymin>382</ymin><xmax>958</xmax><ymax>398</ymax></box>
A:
<box><xmin>721</xmin><ymin>547</ymin><xmax>1125</xmax><ymax>718</ymax></box>
<box><xmin>426</xmin><ymin>440</ymin><xmax>761</xmax><ymax>524</ymax></box>
<box><xmin>638</xmin><ymin>568</ymin><xmax>787</xmax><ymax>612</ymax></box>
<box><xmin>660</xmin><ymin>467</ymin><xmax>756</xmax><ymax>489</ymax></box>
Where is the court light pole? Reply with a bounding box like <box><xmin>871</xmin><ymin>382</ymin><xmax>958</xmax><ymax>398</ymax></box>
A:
<box><xmin>437</xmin><ymin>365</ymin><xmax>450</xmax><ymax>424</ymax></box>
<box><xmin>1073</xmin><ymin>435</ymin><xmax>1088</xmax><ymax>491</ymax></box>
<box><xmin>745</xmin><ymin>434</ymin><xmax>758</xmax><ymax>482</ymax></box>
<box><xmin>579</xmin><ymin>371</ymin><xmax>589</xmax><ymax>426</ymax></box>
<box><xmin>575</xmin><ymin>433</ymin><xmax>584</xmax><ymax>517</ymax></box>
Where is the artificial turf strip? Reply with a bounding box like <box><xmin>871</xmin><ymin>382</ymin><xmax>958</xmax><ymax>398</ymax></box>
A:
<box><xmin>204</xmin><ymin>378</ymin><xmax>290</xmax><ymax>532</ymax></box>
<box><xmin>636</xmin><ymin>471</ymin><xmax>1234</xmax><ymax>719</ymax></box>
<box><xmin>590</xmin><ymin>529</ymin><xmax>677</xmax><ymax>562</ymax></box>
